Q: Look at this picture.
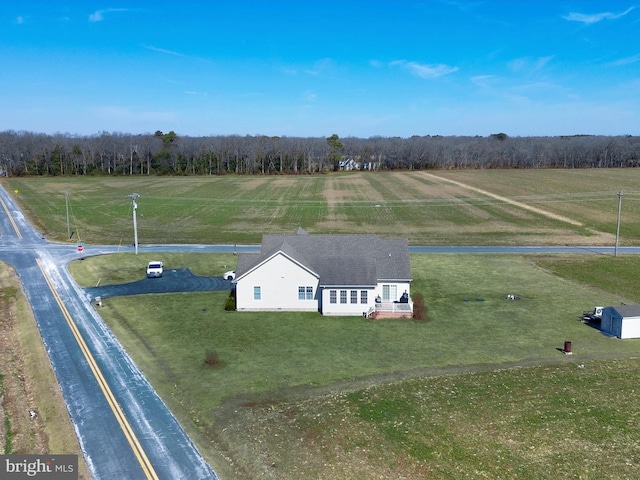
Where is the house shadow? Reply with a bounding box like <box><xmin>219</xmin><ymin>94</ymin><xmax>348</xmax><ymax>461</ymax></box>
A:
<box><xmin>579</xmin><ymin>316</ymin><xmax>602</xmax><ymax>332</ymax></box>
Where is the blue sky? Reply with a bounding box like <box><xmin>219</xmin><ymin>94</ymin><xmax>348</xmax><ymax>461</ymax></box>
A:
<box><xmin>1</xmin><ymin>1</ymin><xmax>639</xmax><ymax>138</ymax></box>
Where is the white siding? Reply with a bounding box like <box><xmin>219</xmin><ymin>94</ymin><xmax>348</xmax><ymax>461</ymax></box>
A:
<box><xmin>235</xmin><ymin>253</ymin><xmax>319</xmax><ymax>312</ymax></box>
<box><xmin>378</xmin><ymin>282</ymin><xmax>410</xmax><ymax>302</ymax></box>
<box><xmin>321</xmin><ymin>287</ymin><xmax>375</xmax><ymax>316</ymax></box>
<box><xmin>320</xmin><ymin>282</ymin><xmax>410</xmax><ymax>316</ymax></box>
<box><xmin>601</xmin><ymin>308</ymin><xmax>640</xmax><ymax>339</ymax></box>
<box><xmin>621</xmin><ymin>317</ymin><xmax>640</xmax><ymax>339</ymax></box>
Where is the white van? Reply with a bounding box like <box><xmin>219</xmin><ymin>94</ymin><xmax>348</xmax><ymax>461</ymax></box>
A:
<box><xmin>146</xmin><ymin>261</ymin><xmax>164</xmax><ymax>278</ymax></box>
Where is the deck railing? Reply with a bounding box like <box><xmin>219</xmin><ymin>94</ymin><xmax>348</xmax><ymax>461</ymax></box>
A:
<box><xmin>367</xmin><ymin>300</ymin><xmax>414</xmax><ymax>318</ymax></box>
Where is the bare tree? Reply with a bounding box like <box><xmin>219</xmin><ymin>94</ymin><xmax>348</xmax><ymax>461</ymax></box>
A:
<box><xmin>0</xmin><ymin>129</ymin><xmax>639</xmax><ymax>176</ymax></box>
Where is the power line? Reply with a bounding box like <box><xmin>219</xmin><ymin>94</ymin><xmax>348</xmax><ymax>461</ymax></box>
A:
<box><xmin>65</xmin><ymin>191</ymin><xmax>81</xmax><ymax>241</ymax></box>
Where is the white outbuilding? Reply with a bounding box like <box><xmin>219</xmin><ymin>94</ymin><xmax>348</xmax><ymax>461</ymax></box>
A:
<box><xmin>600</xmin><ymin>305</ymin><xmax>640</xmax><ymax>339</ymax></box>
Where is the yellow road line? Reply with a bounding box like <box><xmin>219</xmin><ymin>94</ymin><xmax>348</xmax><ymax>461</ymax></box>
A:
<box><xmin>0</xmin><ymin>196</ymin><xmax>23</xmax><ymax>239</ymax></box>
<box><xmin>37</xmin><ymin>258</ymin><xmax>159</xmax><ymax>480</ymax></box>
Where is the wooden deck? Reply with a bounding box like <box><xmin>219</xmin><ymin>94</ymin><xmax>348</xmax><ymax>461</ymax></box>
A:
<box><xmin>367</xmin><ymin>301</ymin><xmax>413</xmax><ymax>319</ymax></box>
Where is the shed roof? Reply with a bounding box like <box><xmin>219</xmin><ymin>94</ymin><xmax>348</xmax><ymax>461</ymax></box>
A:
<box><xmin>608</xmin><ymin>304</ymin><xmax>640</xmax><ymax>318</ymax></box>
<box><xmin>235</xmin><ymin>231</ymin><xmax>411</xmax><ymax>286</ymax></box>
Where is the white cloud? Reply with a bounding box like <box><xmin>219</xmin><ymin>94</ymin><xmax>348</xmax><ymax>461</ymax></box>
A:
<box><xmin>89</xmin><ymin>8</ymin><xmax>130</xmax><ymax>23</ymax></box>
<box><xmin>304</xmin><ymin>90</ymin><xmax>318</xmax><ymax>102</ymax></box>
<box><xmin>607</xmin><ymin>54</ymin><xmax>640</xmax><ymax>67</ymax></box>
<box><xmin>471</xmin><ymin>75</ymin><xmax>498</xmax><ymax>88</ymax></box>
<box><xmin>563</xmin><ymin>7</ymin><xmax>635</xmax><ymax>24</ymax></box>
<box><xmin>142</xmin><ymin>45</ymin><xmax>214</xmax><ymax>65</ymax></box>
<box><xmin>88</xmin><ymin>10</ymin><xmax>103</xmax><ymax>22</ymax></box>
<box><xmin>142</xmin><ymin>44</ymin><xmax>187</xmax><ymax>58</ymax></box>
<box><xmin>508</xmin><ymin>56</ymin><xmax>554</xmax><ymax>75</ymax></box>
<box><xmin>391</xmin><ymin>60</ymin><xmax>458</xmax><ymax>79</ymax></box>
<box><xmin>306</xmin><ymin>58</ymin><xmax>336</xmax><ymax>77</ymax></box>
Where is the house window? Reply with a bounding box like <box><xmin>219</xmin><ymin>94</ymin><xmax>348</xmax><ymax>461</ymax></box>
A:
<box><xmin>382</xmin><ymin>284</ymin><xmax>397</xmax><ymax>302</ymax></box>
<box><xmin>340</xmin><ymin>290</ymin><xmax>347</xmax><ymax>304</ymax></box>
<box><xmin>253</xmin><ymin>286</ymin><xmax>261</xmax><ymax>300</ymax></box>
<box><xmin>330</xmin><ymin>290</ymin><xmax>337</xmax><ymax>304</ymax></box>
<box><xmin>350</xmin><ymin>290</ymin><xmax>358</xmax><ymax>304</ymax></box>
<box><xmin>360</xmin><ymin>290</ymin><xmax>368</xmax><ymax>304</ymax></box>
<box><xmin>298</xmin><ymin>286</ymin><xmax>314</xmax><ymax>300</ymax></box>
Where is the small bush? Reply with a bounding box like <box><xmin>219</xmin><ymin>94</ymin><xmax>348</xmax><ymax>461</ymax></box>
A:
<box><xmin>225</xmin><ymin>292</ymin><xmax>236</xmax><ymax>311</ymax></box>
<box><xmin>205</xmin><ymin>349</ymin><xmax>221</xmax><ymax>366</ymax></box>
<box><xmin>412</xmin><ymin>292</ymin><xmax>428</xmax><ymax>321</ymax></box>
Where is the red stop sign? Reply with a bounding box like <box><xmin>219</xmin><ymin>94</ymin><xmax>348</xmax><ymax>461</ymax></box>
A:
<box><xmin>77</xmin><ymin>244</ymin><xmax>84</xmax><ymax>252</ymax></box>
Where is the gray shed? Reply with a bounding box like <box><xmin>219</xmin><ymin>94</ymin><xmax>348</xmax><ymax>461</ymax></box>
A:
<box><xmin>600</xmin><ymin>305</ymin><xmax>640</xmax><ymax>339</ymax></box>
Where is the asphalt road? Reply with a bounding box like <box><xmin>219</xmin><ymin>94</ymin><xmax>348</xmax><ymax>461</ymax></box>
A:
<box><xmin>0</xmin><ymin>185</ymin><xmax>218</xmax><ymax>480</ymax></box>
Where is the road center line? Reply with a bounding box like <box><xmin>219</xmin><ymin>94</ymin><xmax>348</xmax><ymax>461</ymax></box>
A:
<box><xmin>37</xmin><ymin>258</ymin><xmax>159</xmax><ymax>480</ymax></box>
<box><xmin>0</xmin><ymin>196</ymin><xmax>23</xmax><ymax>239</ymax></box>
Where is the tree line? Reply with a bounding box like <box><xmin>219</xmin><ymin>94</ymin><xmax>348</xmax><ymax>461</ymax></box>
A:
<box><xmin>0</xmin><ymin>130</ymin><xmax>638</xmax><ymax>176</ymax></box>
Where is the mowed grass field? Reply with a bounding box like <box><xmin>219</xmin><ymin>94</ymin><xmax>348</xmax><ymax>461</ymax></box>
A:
<box><xmin>3</xmin><ymin>168</ymin><xmax>640</xmax><ymax>246</ymax></box>
<box><xmin>70</xmin><ymin>252</ymin><xmax>640</xmax><ymax>479</ymax></box>
<box><xmin>4</xmin><ymin>170</ymin><xmax>640</xmax><ymax>478</ymax></box>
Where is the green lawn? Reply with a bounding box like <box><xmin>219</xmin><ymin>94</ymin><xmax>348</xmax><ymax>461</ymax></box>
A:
<box><xmin>225</xmin><ymin>358</ymin><xmax>640</xmax><ymax>479</ymax></box>
<box><xmin>68</xmin><ymin>252</ymin><xmax>238</xmax><ymax>286</ymax></box>
<box><xmin>87</xmin><ymin>254</ymin><xmax>640</xmax><ymax>412</ymax></box>
<box><xmin>70</xmin><ymin>252</ymin><xmax>640</xmax><ymax>478</ymax></box>
<box><xmin>7</xmin><ymin>171</ymin><xmax>640</xmax><ymax>478</ymax></box>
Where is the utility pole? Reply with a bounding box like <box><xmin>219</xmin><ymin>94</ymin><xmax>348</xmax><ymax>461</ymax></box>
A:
<box><xmin>615</xmin><ymin>191</ymin><xmax>623</xmax><ymax>257</ymax></box>
<box><xmin>65</xmin><ymin>191</ymin><xmax>71</xmax><ymax>239</ymax></box>
<box><xmin>128</xmin><ymin>193</ymin><xmax>140</xmax><ymax>255</ymax></box>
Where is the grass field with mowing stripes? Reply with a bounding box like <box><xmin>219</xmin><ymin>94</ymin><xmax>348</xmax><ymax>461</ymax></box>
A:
<box><xmin>4</xmin><ymin>170</ymin><xmax>640</xmax><ymax>479</ymax></box>
<box><xmin>4</xmin><ymin>169</ymin><xmax>639</xmax><ymax>246</ymax></box>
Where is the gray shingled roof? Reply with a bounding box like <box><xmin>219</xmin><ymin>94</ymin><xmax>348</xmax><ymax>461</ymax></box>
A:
<box><xmin>235</xmin><ymin>231</ymin><xmax>411</xmax><ymax>286</ymax></box>
<box><xmin>609</xmin><ymin>304</ymin><xmax>640</xmax><ymax>318</ymax></box>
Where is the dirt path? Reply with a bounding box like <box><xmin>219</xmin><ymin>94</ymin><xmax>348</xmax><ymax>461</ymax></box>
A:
<box><xmin>420</xmin><ymin>172</ymin><xmax>584</xmax><ymax>226</ymax></box>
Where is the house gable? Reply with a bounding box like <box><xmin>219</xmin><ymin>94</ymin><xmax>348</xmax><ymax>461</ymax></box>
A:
<box><xmin>234</xmin><ymin>251</ymin><xmax>320</xmax><ymax>312</ymax></box>
<box><xmin>235</xmin><ymin>243</ymin><xmax>318</xmax><ymax>283</ymax></box>
<box><xmin>234</xmin><ymin>230</ymin><xmax>412</xmax><ymax>315</ymax></box>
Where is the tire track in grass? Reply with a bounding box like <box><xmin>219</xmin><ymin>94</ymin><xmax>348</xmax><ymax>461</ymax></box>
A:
<box><xmin>420</xmin><ymin>172</ymin><xmax>583</xmax><ymax>227</ymax></box>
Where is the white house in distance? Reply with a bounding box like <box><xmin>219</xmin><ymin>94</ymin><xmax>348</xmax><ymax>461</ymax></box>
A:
<box><xmin>233</xmin><ymin>228</ymin><xmax>413</xmax><ymax>318</ymax></box>
<box><xmin>600</xmin><ymin>305</ymin><xmax>640</xmax><ymax>339</ymax></box>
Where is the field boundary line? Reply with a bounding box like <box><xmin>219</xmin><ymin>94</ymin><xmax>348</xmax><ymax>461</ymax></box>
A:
<box><xmin>420</xmin><ymin>172</ymin><xmax>583</xmax><ymax>226</ymax></box>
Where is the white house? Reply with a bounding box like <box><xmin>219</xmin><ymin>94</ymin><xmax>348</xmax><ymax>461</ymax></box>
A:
<box><xmin>339</xmin><ymin>158</ymin><xmax>359</xmax><ymax>171</ymax></box>
<box><xmin>233</xmin><ymin>228</ymin><xmax>413</xmax><ymax>317</ymax></box>
<box><xmin>600</xmin><ymin>305</ymin><xmax>640</xmax><ymax>339</ymax></box>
